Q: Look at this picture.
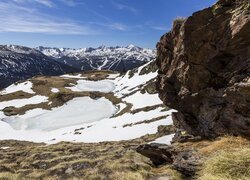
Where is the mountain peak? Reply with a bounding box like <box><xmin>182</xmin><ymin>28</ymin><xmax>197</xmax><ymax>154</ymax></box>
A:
<box><xmin>127</xmin><ymin>44</ymin><xmax>135</xmax><ymax>48</ymax></box>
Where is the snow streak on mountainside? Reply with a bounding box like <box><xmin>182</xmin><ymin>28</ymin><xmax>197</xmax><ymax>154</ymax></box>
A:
<box><xmin>37</xmin><ymin>45</ymin><xmax>156</xmax><ymax>72</ymax></box>
<box><xmin>0</xmin><ymin>45</ymin><xmax>77</xmax><ymax>89</ymax></box>
<box><xmin>0</xmin><ymin>61</ymin><xmax>174</xmax><ymax>144</ymax></box>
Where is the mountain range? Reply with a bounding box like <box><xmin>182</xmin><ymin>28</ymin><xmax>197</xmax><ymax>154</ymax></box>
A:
<box><xmin>0</xmin><ymin>45</ymin><xmax>155</xmax><ymax>89</ymax></box>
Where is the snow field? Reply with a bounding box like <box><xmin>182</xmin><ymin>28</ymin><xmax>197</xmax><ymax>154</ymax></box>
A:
<box><xmin>0</xmin><ymin>65</ymin><xmax>175</xmax><ymax>144</ymax></box>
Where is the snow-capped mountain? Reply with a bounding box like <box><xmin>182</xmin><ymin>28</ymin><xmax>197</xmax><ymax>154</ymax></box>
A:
<box><xmin>0</xmin><ymin>44</ymin><xmax>155</xmax><ymax>90</ymax></box>
<box><xmin>37</xmin><ymin>45</ymin><xmax>156</xmax><ymax>72</ymax></box>
<box><xmin>0</xmin><ymin>45</ymin><xmax>77</xmax><ymax>89</ymax></box>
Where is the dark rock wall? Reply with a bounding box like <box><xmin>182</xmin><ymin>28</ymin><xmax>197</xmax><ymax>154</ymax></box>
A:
<box><xmin>156</xmin><ymin>0</ymin><xmax>250</xmax><ymax>138</ymax></box>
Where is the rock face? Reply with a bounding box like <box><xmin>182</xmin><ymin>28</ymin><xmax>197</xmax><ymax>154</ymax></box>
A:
<box><xmin>156</xmin><ymin>0</ymin><xmax>250</xmax><ymax>138</ymax></box>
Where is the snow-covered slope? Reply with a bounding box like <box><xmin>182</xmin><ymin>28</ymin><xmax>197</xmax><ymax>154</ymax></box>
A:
<box><xmin>37</xmin><ymin>45</ymin><xmax>156</xmax><ymax>72</ymax></box>
<box><xmin>0</xmin><ymin>45</ymin><xmax>77</xmax><ymax>89</ymax></box>
<box><xmin>0</xmin><ymin>61</ymin><xmax>174</xmax><ymax>144</ymax></box>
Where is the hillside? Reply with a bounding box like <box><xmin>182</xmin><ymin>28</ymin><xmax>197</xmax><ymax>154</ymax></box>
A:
<box><xmin>0</xmin><ymin>61</ymin><xmax>173</xmax><ymax>144</ymax></box>
<box><xmin>0</xmin><ymin>45</ymin><xmax>77</xmax><ymax>90</ymax></box>
<box><xmin>0</xmin><ymin>61</ymin><xmax>183</xmax><ymax>179</ymax></box>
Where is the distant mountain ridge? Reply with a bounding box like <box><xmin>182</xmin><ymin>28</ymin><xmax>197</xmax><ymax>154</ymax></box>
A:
<box><xmin>37</xmin><ymin>45</ymin><xmax>156</xmax><ymax>72</ymax></box>
<box><xmin>0</xmin><ymin>44</ymin><xmax>156</xmax><ymax>89</ymax></box>
<box><xmin>0</xmin><ymin>45</ymin><xmax>77</xmax><ymax>90</ymax></box>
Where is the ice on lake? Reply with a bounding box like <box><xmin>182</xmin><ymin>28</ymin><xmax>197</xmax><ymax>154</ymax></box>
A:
<box><xmin>3</xmin><ymin>97</ymin><xmax>116</xmax><ymax>131</ymax></box>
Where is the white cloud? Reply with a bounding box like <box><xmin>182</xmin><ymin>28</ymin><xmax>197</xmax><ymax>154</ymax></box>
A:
<box><xmin>145</xmin><ymin>21</ymin><xmax>170</xmax><ymax>31</ymax></box>
<box><xmin>0</xmin><ymin>1</ymin><xmax>94</xmax><ymax>34</ymax></box>
<box><xmin>88</xmin><ymin>22</ymin><xmax>128</xmax><ymax>31</ymax></box>
<box><xmin>85</xmin><ymin>9</ymin><xmax>129</xmax><ymax>31</ymax></box>
<box><xmin>150</xmin><ymin>26</ymin><xmax>170</xmax><ymax>31</ymax></box>
<box><xmin>111</xmin><ymin>1</ymin><xmax>137</xmax><ymax>14</ymax></box>
<box><xmin>109</xmin><ymin>23</ymin><xmax>127</xmax><ymax>31</ymax></box>
<box><xmin>14</xmin><ymin>0</ymin><xmax>54</xmax><ymax>8</ymax></box>
<box><xmin>35</xmin><ymin>0</ymin><xmax>53</xmax><ymax>7</ymax></box>
<box><xmin>58</xmin><ymin>0</ymin><xmax>81</xmax><ymax>7</ymax></box>
<box><xmin>0</xmin><ymin>1</ymin><xmax>132</xmax><ymax>35</ymax></box>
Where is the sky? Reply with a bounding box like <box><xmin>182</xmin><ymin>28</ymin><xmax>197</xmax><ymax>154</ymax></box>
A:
<box><xmin>0</xmin><ymin>0</ymin><xmax>217</xmax><ymax>49</ymax></box>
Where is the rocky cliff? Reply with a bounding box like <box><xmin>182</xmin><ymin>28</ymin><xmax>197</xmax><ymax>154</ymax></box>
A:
<box><xmin>156</xmin><ymin>0</ymin><xmax>250</xmax><ymax>138</ymax></box>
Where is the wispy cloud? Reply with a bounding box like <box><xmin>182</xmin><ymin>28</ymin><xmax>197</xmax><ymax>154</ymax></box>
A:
<box><xmin>145</xmin><ymin>21</ymin><xmax>170</xmax><ymax>31</ymax></box>
<box><xmin>85</xmin><ymin>8</ymin><xmax>129</xmax><ymax>31</ymax></box>
<box><xmin>0</xmin><ymin>1</ymin><xmax>133</xmax><ymax>35</ymax></box>
<box><xmin>111</xmin><ymin>1</ymin><xmax>137</xmax><ymax>14</ymax></box>
<box><xmin>14</xmin><ymin>0</ymin><xmax>54</xmax><ymax>8</ymax></box>
<box><xmin>58</xmin><ymin>0</ymin><xmax>84</xmax><ymax>7</ymax></box>
<box><xmin>88</xmin><ymin>21</ymin><xmax>128</xmax><ymax>31</ymax></box>
<box><xmin>150</xmin><ymin>26</ymin><xmax>170</xmax><ymax>31</ymax></box>
<box><xmin>109</xmin><ymin>23</ymin><xmax>127</xmax><ymax>31</ymax></box>
<box><xmin>0</xmin><ymin>1</ymin><xmax>94</xmax><ymax>34</ymax></box>
<box><xmin>58</xmin><ymin>0</ymin><xmax>75</xmax><ymax>7</ymax></box>
<box><xmin>34</xmin><ymin>0</ymin><xmax>53</xmax><ymax>7</ymax></box>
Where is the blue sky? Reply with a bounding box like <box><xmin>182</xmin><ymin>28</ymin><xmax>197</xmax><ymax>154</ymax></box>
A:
<box><xmin>0</xmin><ymin>0</ymin><xmax>217</xmax><ymax>48</ymax></box>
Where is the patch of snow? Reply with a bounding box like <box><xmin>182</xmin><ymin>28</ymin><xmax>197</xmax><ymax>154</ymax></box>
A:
<box><xmin>150</xmin><ymin>134</ymin><xmax>175</xmax><ymax>145</ymax></box>
<box><xmin>0</xmin><ymin>81</ymin><xmax>35</xmax><ymax>95</ymax></box>
<box><xmin>0</xmin><ymin>106</ymin><xmax>175</xmax><ymax>144</ymax></box>
<box><xmin>0</xmin><ymin>146</ymin><xmax>10</xmax><ymax>150</ymax></box>
<box><xmin>67</xmin><ymin>80</ymin><xmax>115</xmax><ymax>93</ymax></box>
<box><xmin>0</xmin><ymin>95</ymin><xmax>48</xmax><ymax>110</ymax></box>
<box><xmin>51</xmin><ymin>88</ymin><xmax>59</xmax><ymax>93</ymax></box>
<box><xmin>98</xmin><ymin>57</ymin><xmax>108</xmax><ymax>70</ymax></box>
<box><xmin>124</xmin><ymin>91</ymin><xmax>162</xmax><ymax>110</ymax></box>
<box><xmin>107</xmin><ymin>73</ymin><xmax>120</xmax><ymax>79</ymax></box>
<box><xmin>113</xmin><ymin>62</ymin><xmax>157</xmax><ymax>97</ymax></box>
<box><xmin>3</xmin><ymin>97</ymin><xmax>116</xmax><ymax>131</ymax></box>
<box><xmin>60</xmin><ymin>74</ymin><xmax>85</xmax><ymax>79</ymax></box>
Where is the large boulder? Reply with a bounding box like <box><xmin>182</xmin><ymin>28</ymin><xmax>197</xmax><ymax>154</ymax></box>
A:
<box><xmin>136</xmin><ymin>143</ymin><xmax>201</xmax><ymax>176</ymax></box>
<box><xmin>156</xmin><ymin>0</ymin><xmax>250</xmax><ymax>138</ymax></box>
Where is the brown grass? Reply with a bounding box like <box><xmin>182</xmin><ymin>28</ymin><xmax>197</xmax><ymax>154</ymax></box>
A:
<box><xmin>0</xmin><ymin>173</ymin><xmax>26</xmax><ymax>180</ymax></box>
<box><xmin>0</xmin><ymin>138</ymin><xmax>180</xmax><ymax>180</ymax></box>
<box><xmin>198</xmin><ymin>136</ymin><xmax>250</xmax><ymax>155</ymax></box>
<box><xmin>198</xmin><ymin>148</ymin><xmax>250</xmax><ymax>180</ymax></box>
<box><xmin>151</xmin><ymin>165</ymin><xmax>183</xmax><ymax>180</ymax></box>
<box><xmin>196</xmin><ymin>136</ymin><xmax>250</xmax><ymax>180</ymax></box>
<box><xmin>172</xmin><ymin>136</ymin><xmax>250</xmax><ymax>179</ymax></box>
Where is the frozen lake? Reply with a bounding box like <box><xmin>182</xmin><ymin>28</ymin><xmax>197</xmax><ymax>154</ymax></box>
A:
<box><xmin>3</xmin><ymin>97</ymin><xmax>116</xmax><ymax>131</ymax></box>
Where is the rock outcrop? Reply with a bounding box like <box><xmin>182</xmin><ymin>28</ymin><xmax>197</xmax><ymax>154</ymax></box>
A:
<box><xmin>156</xmin><ymin>0</ymin><xmax>250</xmax><ymax>138</ymax></box>
<box><xmin>136</xmin><ymin>143</ymin><xmax>201</xmax><ymax>176</ymax></box>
